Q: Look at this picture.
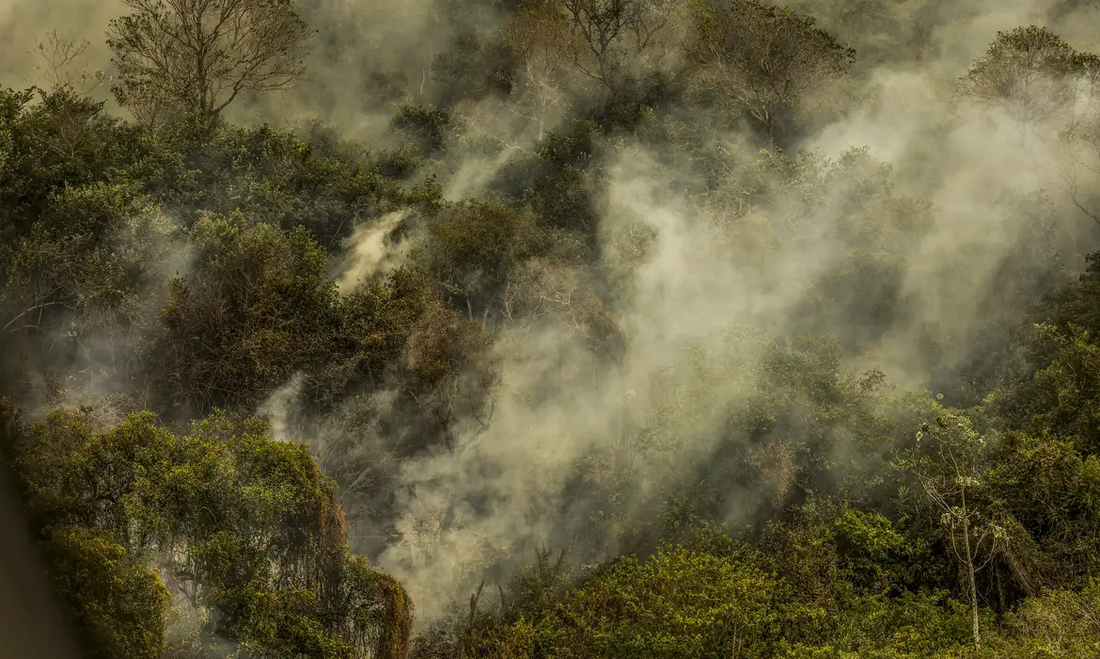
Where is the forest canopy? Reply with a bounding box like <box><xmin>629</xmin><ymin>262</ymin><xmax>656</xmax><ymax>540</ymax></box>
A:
<box><xmin>4</xmin><ymin>0</ymin><xmax>1100</xmax><ymax>657</ymax></box>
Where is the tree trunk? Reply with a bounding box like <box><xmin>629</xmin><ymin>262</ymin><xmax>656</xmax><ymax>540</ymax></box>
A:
<box><xmin>961</xmin><ymin>492</ymin><xmax>981</xmax><ymax>651</ymax></box>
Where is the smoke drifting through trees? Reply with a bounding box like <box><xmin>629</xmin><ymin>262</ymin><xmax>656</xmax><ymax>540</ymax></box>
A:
<box><xmin>6</xmin><ymin>0</ymin><xmax>1100</xmax><ymax>656</ymax></box>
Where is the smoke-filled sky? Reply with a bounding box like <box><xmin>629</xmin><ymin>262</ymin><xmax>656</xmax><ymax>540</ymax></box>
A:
<box><xmin>10</xmin><ymin>0</ymin><xmax>1100</xmax><ymax>624</ymax></box>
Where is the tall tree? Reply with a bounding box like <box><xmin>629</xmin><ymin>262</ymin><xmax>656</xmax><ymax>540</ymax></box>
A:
<box><xmin>106</xmin><ymin>0</ymin><xmax>315</xmax><ymax>129</ymax></box>
<box><xmin>904</xmin><ymin>413</ymin><xmax>1009</xmax><ymax>652</ymax></box>
<box><xmin>686</xmin><ymin>0</ymin><xmax>855</xmax><ymax>146</ymax></box>
<box><xmin>956</xmin><ymin>27</ymin><xmax>1100</xmax><ymax>230</ymax></box>
<box><xmin>514</xmin><ymin>0</ymin><xmax>681</xmax><ymax>98</ymax></box>
<box><xmin>502</xmin><ymin>1</ymin><xmax>575</xmax><ymax>140</ymax></box>
<box><xmin>957</xmin><ymin>26</ymin><xmax>1089</xmax><ymax>137</ymax></box>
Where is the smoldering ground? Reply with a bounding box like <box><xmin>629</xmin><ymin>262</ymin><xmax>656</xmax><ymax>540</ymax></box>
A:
<box><xmin>9</xmin><ymin>0</ymin><xmax>1100</xmax><ymax>631</ymax></box>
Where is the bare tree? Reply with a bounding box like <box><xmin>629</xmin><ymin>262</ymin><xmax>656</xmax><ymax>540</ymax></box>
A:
<box><xmin>105</xmin><ymin>0</ymin><xmax>315</xmax><ymax>128</ymax></box>
<box><xmin>31</xmin><ymin>30</ymin><xmax>108</xmax><ymax>94</ymax></box>
<box><xmin>503</xmin><ymin>2</ymin><xmax>575</xmax><ymax>140</ymax></box>
<box><xmin>686</xmin><ymin>0</ymin><xmax>855</xmax><ymax>146</ymax></box>
<box><xmin>565</xmin><ymin>0</ymin><xmax>676</xmax><ymax>92</ymax></box>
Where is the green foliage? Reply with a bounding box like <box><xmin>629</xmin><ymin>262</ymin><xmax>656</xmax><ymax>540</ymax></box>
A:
<box><xmin>392</xmin><ymin>104</ymin><xmax>456</xmax><ymax>156</ymax></box>
<box><xmin>993</xmin><ymin>579</ymin><xmax>1100</xmax><ymax>656</ymax></box>
<box><xmin>464</xmin><ymin>546</ymin><xmax>778</xmax><ymax>659</ymax></box>
<box><xmin>833</xmin><ymin>509</ymin><xmax>917</xmax><ymax>593</ymax></box>
<box><xmin>0</xmin><ymin>87</ymin><xmax>166</xmax><ymax>233</ymax></box>
<box><xmin>149</xmin><ymin>215</ymin><xmax>342</xmax><ymax>416</ymax></box>
<box><xmin>549</xmin><ymin>546</ymin><xmax>776</xmax><ymax>658</ymax></box>
<box><xmin>0</xmin><ymin>401</ymin><xmax>412</xmax><ymax>658</ymax></box>
<box><xmin>6</xmin><ymin>5</ymin><xmax>1100</xmax><ymax>657</ymax></box>
<box><xmin>164</xmin><ymin>124</ymin><xmax>437</xmax><ymax>249</ymax></box>
<box><xmin>997</xmin><ymin>323</ymin><xmax>1100</xmax><ymax>449</ymax></box>
<box><xmin>311</xmin><ymin>267</ymin><xmax>437</xmax><ymax>408</ymax></box>
<box><xmin>44</xmin><ymin>525</ymin><xmax>170</xmax><ymax>659</ymax></box>
<box><xmin>492</xmin><ymin>119</ymin><xmax>605</xmax><ymax>240</ymax></box>
<box><xmin>445</xmin><ymin>538</ymin><xmax>983</xmax><ymax>659</ymax></box>
<box><xmin>773</xmin><ymin>590</ymin><xmax>979</xmax><ymax>658</ymax></box>
<box><xmin>418</xmin><ymin>196</ymin><xmax>548</xmax><ymax>316</ymax></box>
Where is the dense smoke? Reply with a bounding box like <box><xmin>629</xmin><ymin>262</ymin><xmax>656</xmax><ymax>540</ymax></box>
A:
<box><xmin>9</xmin><ymin>0</ymin><xmax>1100</xmax><ymax>628</ymax></box>
<box><xmin>358</xmin><ymin>1</ymin><xmax>1100</xmax><ymax>619</ymax></box>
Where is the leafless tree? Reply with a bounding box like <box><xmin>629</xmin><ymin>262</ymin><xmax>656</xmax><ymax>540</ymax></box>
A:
<box><xmin>565</xmin><ymin>0</ymin><xmax>676</xmax><ymax>92</ymax></box>
<box><xmin>503</xmin><ymin>3</ymin><xmax>575</xmax><ymax>140</ymax></box>
<box><xmin>106</xmin><ymin>0</ymin><xmax>315</xmax><ymax>128</ymax></box>
<box><xmin>31</xmin><ymin>30</ymin><xmax>107</xmax><ymax>94</ymax></box>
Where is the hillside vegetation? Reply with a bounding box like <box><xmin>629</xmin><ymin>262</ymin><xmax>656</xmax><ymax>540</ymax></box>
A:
<box><xmin>4</xmin><ymin>0</ymin><xmax>1100</xmax><ymax>656</ymax></box>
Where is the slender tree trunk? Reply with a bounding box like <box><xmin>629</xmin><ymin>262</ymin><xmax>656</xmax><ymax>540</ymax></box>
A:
<box><xmin>961</xmin><ymin>491</ymin><xmax>981</xmax><ymax>651</ymax></box>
